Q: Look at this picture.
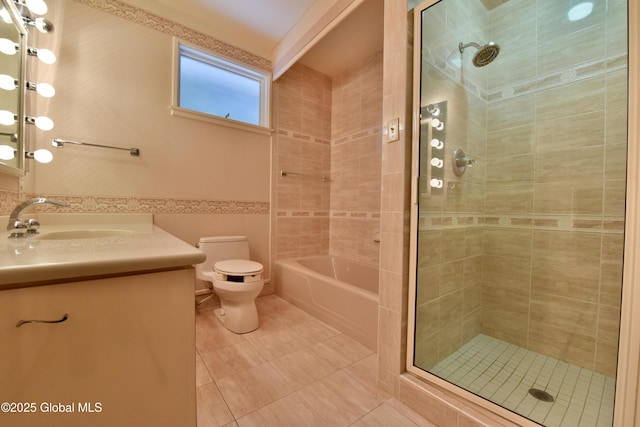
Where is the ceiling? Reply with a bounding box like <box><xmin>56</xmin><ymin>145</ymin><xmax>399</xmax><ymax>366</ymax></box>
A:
<box><xmin>298</xmin><ymin>0</ymin><xmax>384</xmax><ymax>76</ymax></box>
<box><xmin>119</xmin><ymin>0</ymin><xmax>384</xmax><ymax>77</ymax></box>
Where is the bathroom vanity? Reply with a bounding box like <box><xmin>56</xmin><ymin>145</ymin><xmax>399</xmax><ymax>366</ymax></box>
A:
<box><xmin>0</xmin><ymin>214</ymin><xmax>204</xmax><ymax>427</ymax></box>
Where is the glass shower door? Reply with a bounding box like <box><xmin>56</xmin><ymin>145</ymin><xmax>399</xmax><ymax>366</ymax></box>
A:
<box><xmin>408</xmin><ymin>0</ymin><xmax>628</xmax><ymax>425</ymax></box>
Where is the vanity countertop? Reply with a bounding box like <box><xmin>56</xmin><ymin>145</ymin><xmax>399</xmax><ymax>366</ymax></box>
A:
<box><xmin>0</xmin><ymin>213</ymin><xmax>205</xmax><ymax>289</ymax></box>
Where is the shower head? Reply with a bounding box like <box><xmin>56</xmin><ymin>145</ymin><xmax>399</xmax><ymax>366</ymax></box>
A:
<box><xmin>458</xmin><ymin>41</ymin><xmax>500</xmax><ymax>67</ymax></box>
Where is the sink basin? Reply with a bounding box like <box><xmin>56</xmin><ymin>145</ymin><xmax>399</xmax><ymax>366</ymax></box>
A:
<box><xmin>34</xmin><ymin>229</ymin><xmax>135</xmax><ymax>240</ymax></box>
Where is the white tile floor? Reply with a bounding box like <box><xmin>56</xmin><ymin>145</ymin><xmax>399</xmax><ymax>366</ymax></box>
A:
<box><xmin>429</xmin><ymin>334</ymin><xmax>616</xmax><ymax>427</ymax></box>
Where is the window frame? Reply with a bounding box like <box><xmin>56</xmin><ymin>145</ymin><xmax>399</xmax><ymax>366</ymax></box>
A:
<box><xmin>171</xmin><ymin>39</ymin><xmax>272</xmax><ymax>134</ymax></box>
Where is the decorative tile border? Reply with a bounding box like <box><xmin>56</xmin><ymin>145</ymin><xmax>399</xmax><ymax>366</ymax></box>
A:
<box><xmin>276</xmin><ymin>210</ymin><xmax>381</xmax><ymax>220</ymax></box>
<box><xmin>276</xmin><ymin>126</ymin><xmax>382</xmax><ymax>147</ymax></box>
<box><xmin>426</xmin><ymin>51</ymin><xmax>627</xmax><ymax>104</ymax></box>
<box><xmin>276</xmin><ymin>129</ymin><xmax>330</xmax><ymax>145</ymax></box>
<box><xmin>332</xmin><ymin>126</ymin><xmax>381</xmax><ymax>146</ymax></box>
<box><xmin>419</xmin><ymin>213</ymin><xmax>625</xmax><ymax>234</ymax></box>
<box><xmin>28</xmin><ymin>194</ymin><xmax>269</xmax><ymax>215</ymax></box>
<box><xmin>487</xmin><ymin>53</ymin><xmax>628</xmax><ymax>104</ymax></box>
<box><xmin>277</xmin><ymin>211</ymin><xmax>329</xmax><ymax>218</ymax></box>
<box><xmin>74</xmin><ymin>0</ymin><xmax>272</xmax><ymax>72</ymax></box>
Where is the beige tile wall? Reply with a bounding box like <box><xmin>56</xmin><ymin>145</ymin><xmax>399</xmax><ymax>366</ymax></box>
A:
<box><xmin>482</xmin><ymin>0</ymin><xmax>627</xmax><ymax>377</ymax></box>
<box><xmin>273</xmin><ymin>64</ymin><xmax>332</xmax><ymax>260</ymax></box>
<box><xmin>413</xmin><ymin>0</ymin><xmax>627</xmax><ymax>378</ymax></box>
<box><xmin>330</xmin><ymin>51</ymin><xmax>383</xmax><ymax>266</ymax></box>
<box><xmin>414</xmin><ymin>0</ymin><xmax>488</xmax><ymax>370</ymax></box>
<box><xmin>274</xmin><ymin>52</ymin><xmax>383</xmax><ymax>266</ymax></box>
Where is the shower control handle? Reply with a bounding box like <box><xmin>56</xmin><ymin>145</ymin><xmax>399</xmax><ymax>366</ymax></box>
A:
<box><xmin>452</xmin><ymin>148</ymin><xmax>476</xmax><ymax>176</ymax></box>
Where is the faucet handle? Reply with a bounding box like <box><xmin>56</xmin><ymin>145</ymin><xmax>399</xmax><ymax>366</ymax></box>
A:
<box><xmin>7</xmin><ymin>220</ymin><xmax>27</xmax><ymax>238</ymax></box>
<box><xmin>10</xmin><ymin>220</ymin><xmax>28</xmax><ymax>230</ymax></box>
<box><xmin>26</xmin><ymin>218</ymin><xmax>40</xmax><ymax>235</ymax></box>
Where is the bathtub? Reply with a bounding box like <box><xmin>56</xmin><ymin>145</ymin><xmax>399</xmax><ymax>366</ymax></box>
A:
<box><xmin>275</xmin><ymin>256</ymin><xmax>379</xmax><ymax>350</ymax></box>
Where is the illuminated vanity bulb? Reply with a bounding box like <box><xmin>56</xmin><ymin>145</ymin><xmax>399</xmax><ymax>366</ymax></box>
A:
<box><xmin>37</xmin><ymin>82</ymin><xmax>55</xmax><ymax>97</ymax></box>
<box><xmin>0</xmin><ymin>38</ymin><xmax>17</xmax><ymax>55</ymax></box>
<box><xmin>431</xmin><ymin>118</ymin><xmax>444</xmax><ymax>131</ymax></box>
<box><xmin>0</xmin><ymin>110</ymin><xmax>16</xmax><ymax>126</ymax></box>
<box><xmin>26</xmin><ymin>0</ymin><xmax>48</xmax><ymax>15</ymax></box>
<box><xmin>0</xmin><ymin>74</ymin><xmax>16</xmax><ymax>90</ymax></box>
<box><xmin>430</xmin><ymin>178</ymin><xmax>444</xmax><ymax>189</ymax></box>
<box><xmin>430</xmin><ymin>138</ymin><xmax>443</xmax><ymax>149</ymax></box>
<box><xmin>430</xmin><ymin>157</ymin><xmax>444</xmax><ymax>168</ymax></box>
<box><xmin>25</xmin><ymin>115</ymin><xmax>54</xmax><ymax>130</ymax></box>
<box><xmin>0</xmin><ymin>144</ymin><xmax>15</xmax><ymax>160</ymax></box>
<box><xmin>33</xmin><ymin>148</ymin><xmax>53</xmax><ymax>163</ymax></box>
<box><xmin>36</xmin><ymin>48</ymin><xmax>56</xmax><ymax>64</ymax></box>
<box><xmin>28</xmin><ymin>81</ymin><xmax>55</xmax><ymax>97</ymax></box>
<box><xmin>34</xmin><ymin>116</ymin><xmax>54</xmax><ymax>131</ymax></box>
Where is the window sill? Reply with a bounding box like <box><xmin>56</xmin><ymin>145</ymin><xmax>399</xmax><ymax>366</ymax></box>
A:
<box><xmin>170</xmin><ymin>107</ymin><xmax>273</xmax><ymax>136</ymax></box>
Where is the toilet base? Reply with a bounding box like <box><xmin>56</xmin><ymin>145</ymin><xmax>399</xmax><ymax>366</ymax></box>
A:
<box><xmin>213</xmin><ymin>301</ymin><xmax>259</xmax><ymax>334</ymax></box>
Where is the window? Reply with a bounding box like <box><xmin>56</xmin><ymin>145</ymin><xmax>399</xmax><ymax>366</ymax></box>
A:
<box><xmin>174</xmin><ymin>42</ymin><xmax>270</xmax><ymax>129</ymax></box>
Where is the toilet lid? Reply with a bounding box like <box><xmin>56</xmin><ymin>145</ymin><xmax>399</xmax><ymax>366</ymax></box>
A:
<box><xmin>214</xmin><ymin>259</ymin><xmax>263</xmax><ymax>276</ymax></box>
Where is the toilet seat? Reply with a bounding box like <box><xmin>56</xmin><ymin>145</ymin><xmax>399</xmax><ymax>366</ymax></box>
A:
<box><xmin>214</xmin><ymin>259</ymin><xmax>263</xmax><ymax>283</ymax></box>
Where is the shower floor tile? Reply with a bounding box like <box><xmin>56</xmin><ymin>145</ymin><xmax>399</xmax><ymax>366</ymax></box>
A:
<box><xmin>430</xmin><ymin>334</ymin><xmax>615</xmax><ymax>427</ymax></box>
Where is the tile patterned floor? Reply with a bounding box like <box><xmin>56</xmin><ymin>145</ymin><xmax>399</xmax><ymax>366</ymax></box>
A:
<box><xmin>429</xmin><ymin>334</ymin><xmax>616</xmax><ymax>427</ymax></box>
<box><xmin>195</xmin><ymin>295</ymin><xmax>436</xmax><ymax>426</ymax></box>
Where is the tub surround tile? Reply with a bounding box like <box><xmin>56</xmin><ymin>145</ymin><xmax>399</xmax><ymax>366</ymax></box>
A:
<box><xmin>274</xmin><ymin>52</ymin><xmax>382</xmax><ymax>264</ymax></box>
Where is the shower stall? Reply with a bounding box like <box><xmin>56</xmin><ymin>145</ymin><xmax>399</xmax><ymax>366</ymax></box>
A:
<box><xmin>408</xmin><ymin>0</ymin><xmax>628</xmax><ymax>426</ymax></box>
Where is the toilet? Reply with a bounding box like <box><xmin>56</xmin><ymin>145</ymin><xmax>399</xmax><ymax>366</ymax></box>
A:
<box><xmin>195</xmin><ymin>236</ymin><xmax>264</xmax><ymax>333</ymax></box>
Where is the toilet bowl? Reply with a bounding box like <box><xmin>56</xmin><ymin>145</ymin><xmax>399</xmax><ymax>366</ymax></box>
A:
<box><xmin>195</xmin><ymin>236</ymin><xmax>264</xmax><ymax>334</ymax></box>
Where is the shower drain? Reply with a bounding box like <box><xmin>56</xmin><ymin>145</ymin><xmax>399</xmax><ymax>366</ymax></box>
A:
<box><xmin>528</xmin><ymin>388</ymin><xmax>555</xmax><ymax>402</ymax></box>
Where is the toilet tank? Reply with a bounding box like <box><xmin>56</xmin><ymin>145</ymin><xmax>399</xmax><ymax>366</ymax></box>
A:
<box><xmin>196</xmin><ymin>236</ymin><xmax>250</xmax><ymax>280</ymax></box>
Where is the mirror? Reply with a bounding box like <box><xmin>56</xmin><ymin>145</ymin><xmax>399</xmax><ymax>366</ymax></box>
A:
<box><xmin>0</xmin><ymin>0</ymin><xmax>26</xmax><ymax>175</ymax></box>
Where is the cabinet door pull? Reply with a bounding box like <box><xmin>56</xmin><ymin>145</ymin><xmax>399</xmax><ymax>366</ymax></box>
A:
<box><xmin>16</xmin><ymin>314</ymin><xmax>69</xmax><ymax>328</ymax></box>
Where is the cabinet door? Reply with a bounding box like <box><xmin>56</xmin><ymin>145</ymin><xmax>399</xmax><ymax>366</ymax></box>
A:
<box><xmin>0</xmin><ymin>269</ymin><xmax>196</xmax><ymax>427</ymax></box>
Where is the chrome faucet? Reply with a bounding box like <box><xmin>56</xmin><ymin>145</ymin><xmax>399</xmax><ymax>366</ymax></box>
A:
<box><xmin>7</xmin><ymin>197</ymin><xmax>69</xmax><ymax>238</ymax></box>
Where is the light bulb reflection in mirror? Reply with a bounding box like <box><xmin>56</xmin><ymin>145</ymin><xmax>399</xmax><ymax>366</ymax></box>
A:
<box><xmin>0</xmin><ymin>110</ymin><xmax>16</xmax><ymax>126</ymax></box>
<box><xmin>431</xmin><ymin>118</ymin><xmax>444</xmax><ymax>131</ymax></box>
<box><xmin>430</xmin><ymin>179</ymin><xmax>444</xmax><ymax>189</ymax></box>
<box><xmin>0</xmin><ymin>74</ymin><xmax>16</xmax><ymax>90</ymax></box>
<box><xmin>0</xmin><ymin>38</ymin><xmax>17</xmax><ymax>56</ymax></box>
<box><xmin>0</xmin><ymin>8</ymin><xmax>12</xmax><ymax>24</ymax></box>
<box><xmin>0</xmin><ymin>144</ymin><xmax>15</xmax><ymax>160</ymax></box>
<box><xmin>430</xmin><ymin>138</ymin><xmax>444</xmax><ymax>149</ymax></box>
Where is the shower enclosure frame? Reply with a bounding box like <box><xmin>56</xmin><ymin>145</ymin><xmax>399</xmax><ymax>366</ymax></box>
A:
<box><xmin>405</xmin><ymin>0</ymin><xmax>640</xmax><ymax>426</ymax></box>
